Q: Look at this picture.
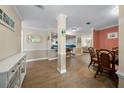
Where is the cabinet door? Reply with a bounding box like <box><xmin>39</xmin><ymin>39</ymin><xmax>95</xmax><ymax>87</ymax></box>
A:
<box><xmin>7</xmin><ymin>69</ymin><xmax>20</xmax><ymax>88</ymax></box>
<box><xmin>20</xmin><ymin>63</ymin><xmax>26</xmax><ymax>83</ymax></box>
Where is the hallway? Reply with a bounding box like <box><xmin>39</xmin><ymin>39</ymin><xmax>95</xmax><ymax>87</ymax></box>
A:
<box><xmin>22</xmin><ymin>54</ymin><xmax>115</xmax><ymax>88</ymax></box>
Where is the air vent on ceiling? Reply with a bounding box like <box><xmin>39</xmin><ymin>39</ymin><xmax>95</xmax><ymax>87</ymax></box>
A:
<box><xmin>86</xmin><ymin>22</ymin><xmax>91</xmax><ymax>25</ymax></box>
<box><xmin>35</xmin><ymin>5</ymin><xmax>44</xmax><ymax>9</ymax></box>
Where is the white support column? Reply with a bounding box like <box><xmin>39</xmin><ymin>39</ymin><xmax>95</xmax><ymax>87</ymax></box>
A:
<box><xmin>47</xmin><ymin>32</ymin><xmax>52</xmax><ymax>50</ymax></box>
<box><xmin>57</xmin><ymin>14</ymin><xmax>67</xmax><ymax>74</ymax></box>
<box><xmin>91</xmin><ymin>28</ymin><xmax>94</xmax><ymax>47</ymax></box>
<box><xmin>75</xmin><ymin>33</ymin><xmax>82</xmax><ymax>56</ymax></box>
<box><xmin>117</xmin><ymin>6</ymin><xmax>124</xmax><ymax>88</ymax></box>
<box><xmin>47</xmin><ymin>32</ymin><xmax>51</xmax><ymax>59</ymax></box>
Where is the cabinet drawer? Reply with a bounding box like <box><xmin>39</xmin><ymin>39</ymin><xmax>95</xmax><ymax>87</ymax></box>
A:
<box><xmin>7</xmin><ymin>66</ymin><xmax>16</xmax><ymax>83</ymax></box>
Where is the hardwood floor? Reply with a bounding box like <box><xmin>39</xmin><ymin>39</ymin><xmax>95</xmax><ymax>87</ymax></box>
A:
<box><xmin>22</xmin><ymin>54</ymin><xmax>115</xmax><ymax>88</ymax></box>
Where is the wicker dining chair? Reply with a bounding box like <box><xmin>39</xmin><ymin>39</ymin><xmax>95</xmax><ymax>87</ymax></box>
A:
<box><xmin>88</xmin><ymin>47</ymin><xmax>98</xmax><ymax>68</ymax></box>
<box><xmin>94</xmin><ymin>49</ymin><xmax>118</xmax><ymax>87</ymax></box>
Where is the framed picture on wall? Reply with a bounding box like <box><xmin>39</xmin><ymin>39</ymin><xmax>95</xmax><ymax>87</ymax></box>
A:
<box><xmin>0</xmin><ymin>8</ymin><xmax>15</xmax><ymax>31</ymax></box>
<box><xmin>27</xmin><ymin>35</ymin><xmax>41</xmax><ymax>43</ymax></box>
<box><xmin>3</xmin><ymin>13</ymin><xmax>9</xmax><ymax>25</ymax></box>
<box><xmin>0</xmin><ymin>9</ymin><xmax>2</xmax><ymax>20</ymax></box>
<box><xmin>107</xmin><ymin>32</ymin><xmax>118</xmax><ymax>39</ymax></box>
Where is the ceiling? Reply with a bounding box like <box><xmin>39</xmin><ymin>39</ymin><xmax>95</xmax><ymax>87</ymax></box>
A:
<box><xmin>14</xmin><ymin>5</ymin><xmax>118</xmax><ymax>35</ymax></box>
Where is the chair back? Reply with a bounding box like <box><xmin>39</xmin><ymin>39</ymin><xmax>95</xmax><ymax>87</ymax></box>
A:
<box><xmin>112</xmin><ymin>47</ymin><xmax>118</xmax><ymax>55</ymax></box>
<box><xmin>88</xmin><ymin>47</ymin><xmax>96</xmax><ymax>58</ymax></box>
<box><xmin>112</xmin><ymin>47</ymin><xmax>118</xmax><ymax>51</ymax></box>
<box><xmin>96</xmin><ymin>49</ymin><xmax>115</xmax><ymax>71</ymax></box>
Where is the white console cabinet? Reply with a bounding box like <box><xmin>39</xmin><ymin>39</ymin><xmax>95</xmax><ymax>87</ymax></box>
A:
<box><xmin>0</xmin><ymin>53</ymin><xmax>26</xmax><ymax>88</ymax></box>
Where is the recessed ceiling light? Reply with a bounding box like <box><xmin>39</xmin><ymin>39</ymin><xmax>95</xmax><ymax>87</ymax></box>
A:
<box><xmin>72</xmin><ymin>29</ymin><xmax>76</xmax><ymax>32</ymax></box>
<box><xmin>71</xmin><ymin>27</ymin><xmax>78</xmax><ymax>32</ymax></box>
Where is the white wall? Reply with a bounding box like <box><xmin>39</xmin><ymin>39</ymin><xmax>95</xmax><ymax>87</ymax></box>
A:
<box><xmin>81</xmin><ymin>35</ymin><xmax>92</xmax><ymax>47</ymax></box>
<box><xmin>22</xmin><ymin>27</ymin><xmax>57</xmax><ymax>61</ymax></box>
<box><xmin>0</xmin><ymin>5</ymin><xmax>21</xmax><ymax>60</ymax></box>
<box><xmin>23</xmin><ymin>28</ymin><xmax>48</xmax><ymax>51</ymax></box>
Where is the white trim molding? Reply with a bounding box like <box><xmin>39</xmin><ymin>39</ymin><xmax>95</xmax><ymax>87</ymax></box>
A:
<box><xmin>24</xmin><ymin>49</ymin><xmax>48</xmax><ymax>51</ymax></box>
<box><xmin>95</xmin><ymin>24</ymin><xmax>118</xmax><ymax>31</ymax></box>
<box><xmin>116</xmin><ymin>71</ymin><xmax>124</xmax><ymax>79</ymax></box>
<box><xmin>26</xmin><ymin>57</ymin><xmax>48</xmax><ymax>62</ymax></box>
<box><xmin>48</xmin><ymin>57</ymin><xmax>58</xmax><ymax>60</ymax></box>
<box><xmin>26</xmin><ymin>55</ymin><xmax>72</xmax><ymax>62</ymax></box>
<box><xmin>91</xmin><ymin>28</ymin><xmax>94</xmax><ymax>47</ymax></box>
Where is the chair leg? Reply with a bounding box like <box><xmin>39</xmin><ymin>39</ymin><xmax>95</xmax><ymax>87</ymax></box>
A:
<box><xmin>111</xmin><ymin>73</ymin><xmax>118</xmax><ymax>88</ymax></box>
<box><xmin>88</xmin><ymin>61</ymin><xmax>92</xmax><ymax>68</ymax></box>
<box><xmin>115</xmin><ymin>74</ymin><xmax>119</xmax><ymax>88</ymax></box>
<box><xmin>94</xmin><ymin>67</ymin><xmax>100</xmax><ymax>78</ymax></box>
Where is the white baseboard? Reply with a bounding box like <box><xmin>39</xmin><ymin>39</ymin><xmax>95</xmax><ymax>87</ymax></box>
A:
<box><xmin>57</xmin><ymin>68</ymin><xmax>66</xmax><ymax>74</ymax></box>
<box><xmin>26</xmin><ymin>57</ymin><xmax>48</xmax><ymax>62</ymax></box>
<box><xmin>26</xmin><ymin>55</ymin><xmax>73</xmax><ymax>62</ymax></box>
<box><xmin>48</xmin><ymin>56</ymin><xmax>72</xmax><ymax>60</ymax></box>
<box><xmin>76</xmin><ymin>54</ymin><xmax>82</xmax><ymax>56</ymax></box>
<box><xmin>116</xmin><ymin>71</ymin><xmax>124</xmax><ymax>79</ymax></box>
<box><xmin>66</xmin><ymin>55</ymin><xmax>71</xmax><ymax>57</ymax></box>
<box><xmin>48</xmin><ymin>57</ymin><xmax>58</xmax><ymax>60</ymax></box>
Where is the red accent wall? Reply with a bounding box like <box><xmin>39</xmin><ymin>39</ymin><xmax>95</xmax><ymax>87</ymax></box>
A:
<box><xmin>93</xmin><ymin>26</ymin><xmax>118</xmax><ymax>50</ymax></box>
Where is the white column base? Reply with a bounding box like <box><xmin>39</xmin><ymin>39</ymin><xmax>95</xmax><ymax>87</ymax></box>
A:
<box><xmin>57</xmin><ymin>67</ymin><xmax>66</xmax><ymax>74</ymax></box>
<box><xmin>116</xmin><ymin>71</ymin><xmax>124</xmax><ymax>87</ymax></box>
<box><xmin>57</xmin><ymin>53</ymin><xmax>66</xmax><ymax>74</ymax></box>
